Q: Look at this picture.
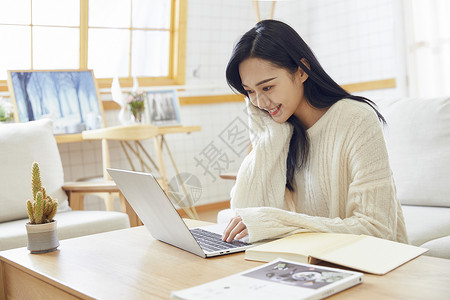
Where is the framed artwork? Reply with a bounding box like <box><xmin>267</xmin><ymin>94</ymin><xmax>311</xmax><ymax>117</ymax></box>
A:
<box><xmin>145</xmin><ymin>89</ymin><xmax>181</xmax><ymax>127</ymax></box>
<box><xmin>7</xmin><ymin>69</ymin><xmax>104</xmax><ymax>134</ymax></box>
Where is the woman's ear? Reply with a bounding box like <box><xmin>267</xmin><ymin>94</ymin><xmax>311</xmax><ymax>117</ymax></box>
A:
<box><xmin>300</xmin><ymin>58</ymin><xmax>310</xmax><ymax>70</ymax></box>
<box><xmin>297</xmin><ymin>58</ymin><xmax>310</xmax><ymax>83</ymax></box>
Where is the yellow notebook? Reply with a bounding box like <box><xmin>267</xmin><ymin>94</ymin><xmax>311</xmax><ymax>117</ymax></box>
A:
<box><xmin>245</xmin><ymin>233</ymin><xmax>428</xmax><ymax>275</ymax></box>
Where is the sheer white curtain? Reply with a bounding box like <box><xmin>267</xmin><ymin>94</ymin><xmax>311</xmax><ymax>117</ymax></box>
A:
<box><xmin>405</xmin><ymin>0</ymin><xmax>450</xmax><ymax>97</ymax></box>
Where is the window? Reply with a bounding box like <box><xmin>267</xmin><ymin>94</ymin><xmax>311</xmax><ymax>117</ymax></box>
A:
<box><xmin>0</xmin><ymin>0</ymin><xmax>186</xmax><ymax>91</ymax></box>
<box><xmin>405</xmin><ymin>0</ymin><xmax>450</xmax><ymax>97</ymax></box>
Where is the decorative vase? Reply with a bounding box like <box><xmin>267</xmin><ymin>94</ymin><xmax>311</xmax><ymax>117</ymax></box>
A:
<box><xmin>25</xmin><ymin>220</ymin><xmax>59</xmax><ymax>254</ymax></box>
<box><xmin>118</xmin><ymin>105</ymin><xmax>131</xmax><ymax>125</ymax></box>
<box><xmin>132</xmin><ymin>110</ymin><xmax>143</xmax><ymax>123</ymax></box>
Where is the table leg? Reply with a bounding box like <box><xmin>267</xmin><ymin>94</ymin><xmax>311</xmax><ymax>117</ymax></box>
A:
<box><xmin>154</xmin><ymin>136</ymin><xmax>168</xmax><ymax>191</ymax></box>
<box><xmin>159</xmin><ymin>137</ymin><xmax>199</xmax><ymax>219</ymax></box>
<box><xmin>102</xmin><ymin>139</ymin><xmax>111</xmax><ymax>181</ymax></box>
<box><xmin>0</xmin><ymin>261</ymin><xmax>6</xmax><ymax>300</ymax></box>
<box><xmin>104</xmin><ymin>193</ymin><xmax>115</xmax><ymax>211</ymax></box>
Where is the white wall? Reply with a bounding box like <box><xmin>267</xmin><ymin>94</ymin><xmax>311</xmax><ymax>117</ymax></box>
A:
<box><xmin>60</xmin><ymin>0</ymin><xmax>409</xmax><ymax>210</ymax></box>
<box><xmin>278</xmin><ymin>0</ymin><xmax>407</xmax><ymax>100</ymax></box>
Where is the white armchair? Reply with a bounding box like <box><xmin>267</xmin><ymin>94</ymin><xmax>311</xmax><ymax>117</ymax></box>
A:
<box><xmin>0</xmin><ymin>119</ymin><xmax>131</xmax><ymax>251</ymax></box>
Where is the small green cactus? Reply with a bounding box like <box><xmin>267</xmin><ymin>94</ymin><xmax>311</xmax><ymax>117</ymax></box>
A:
<box><xmin>26</xmin><ymin>162</ymin><xmax>58</xmax><ymax>224</ymax></box>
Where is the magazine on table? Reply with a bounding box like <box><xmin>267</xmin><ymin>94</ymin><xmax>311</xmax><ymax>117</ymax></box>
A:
<box><xmin>171</xmin><ymin>258</ymin><xmax>363</xmax><ymax>300</ymax></box>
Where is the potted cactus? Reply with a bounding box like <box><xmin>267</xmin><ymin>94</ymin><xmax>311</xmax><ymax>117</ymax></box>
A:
<box><xmin>25</xmin><ymin>162</ymin><xmax>59</xmax><ymax>254</ymax></box>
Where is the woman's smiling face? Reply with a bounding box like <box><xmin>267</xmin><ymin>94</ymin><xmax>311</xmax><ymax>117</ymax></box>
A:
<box><xmin>239</xmin><ymin>57</ymin><xmax>309</xmax><ymax>124</ymax></box>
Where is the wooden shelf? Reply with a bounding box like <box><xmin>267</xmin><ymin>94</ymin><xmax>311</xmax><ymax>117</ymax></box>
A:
<box><xmin>54</xmin><ymin>125</ymin><xmax>201</xmax><ymax>144</ymax></box>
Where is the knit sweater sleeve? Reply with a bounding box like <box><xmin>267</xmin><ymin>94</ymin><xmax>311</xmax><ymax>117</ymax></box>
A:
<box><xmin>230</xmin><ymin>99</ymin><xmax>292</xmax><ymax>209</ymax></box>
<box><xmin>236</xmin><ymin>105</ymin><xmax>408</xmax><ymax>244</ymax></box>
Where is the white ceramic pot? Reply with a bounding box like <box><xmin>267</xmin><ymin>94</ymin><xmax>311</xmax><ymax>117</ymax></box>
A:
<box><xmin>25</xmin><ymin>220</ymin><xmax>59</xmax><ymax>254</ymax></box>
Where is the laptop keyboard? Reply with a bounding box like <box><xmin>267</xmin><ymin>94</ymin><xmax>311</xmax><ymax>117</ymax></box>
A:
<box><xmin>190</xmin><ymin>228</ymin><xmax>250</xmax><ymax>252</ymax></box>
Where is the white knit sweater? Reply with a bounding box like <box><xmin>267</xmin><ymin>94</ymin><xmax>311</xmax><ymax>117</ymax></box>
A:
<box><xmin>231</xmin><ymin>98</ymin><xmax>408</xmax><ymax>244</ymax></box>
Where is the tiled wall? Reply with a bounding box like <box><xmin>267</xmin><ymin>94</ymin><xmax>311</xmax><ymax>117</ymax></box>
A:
<box><xmin>185</xmin><ymin>0</ymin><xmax>255</xmax><ymax>86</ymax></box>
<box><xmin>60</xmin><ymin>0</ymin><xmax>408</xmax><ymax>210</ymax></box>
<box><xmin>275</xmin><ymin>0</ymin><xmax>407</xmax><ymax>101</ymax></box>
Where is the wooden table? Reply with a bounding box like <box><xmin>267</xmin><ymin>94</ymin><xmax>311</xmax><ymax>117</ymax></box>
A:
<box><xmin>81</xmin><ymin>124</ymin><xmax>200</xmax><ymax>183</ymax></box>
<box><xmin>1</xmin><ymin>220</ymin><xmax>449</xmax><ymax>300</ymax></box>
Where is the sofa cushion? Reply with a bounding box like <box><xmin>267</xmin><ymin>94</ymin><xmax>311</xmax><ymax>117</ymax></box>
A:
<box><xmin>0</xmin><ymin>119</ymin><xmax>70</xmax><ymax>223</ymax></box>
<box><xmin>0</xmin><ymin>210</ymin><xmax>130</xmax><ymax>251</ymax></box>
<box><xmin>401</xmin><ymin>205</ymin><xmax>450</xmax><ymax>247</ymax></box>
<box><xmin>378</xmin><ymin>97</ymin><xmax>450</xmax><ymax>207</ymax></box>
<box><xmin>421</xmin><ymin>235</ymin><xmax>450</xmax><ymax>259</ymax></box>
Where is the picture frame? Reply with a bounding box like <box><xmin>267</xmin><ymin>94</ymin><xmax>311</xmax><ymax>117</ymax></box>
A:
<box><xmin>7</xmin><ymin>69</ymin><xmax>105</xmax><ymax>134</ymax></box>
<box><xmin>145</xmin><ymin>89</ymin><xmax>181</xmax><ymax>127</ymax></box>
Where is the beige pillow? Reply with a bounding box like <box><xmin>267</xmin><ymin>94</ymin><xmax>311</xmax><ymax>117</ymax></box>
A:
<box><xmin>0</xmin><ymin>119</ymin><xmax>70</xmax><ymax>223</ymax></box>
<box><xmin>378</xmin><ymin>97</ymin><xmax>450</xmax><ymax>207</ymax></box>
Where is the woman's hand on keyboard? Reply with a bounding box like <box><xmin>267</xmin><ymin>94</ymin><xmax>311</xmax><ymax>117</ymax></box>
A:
<box><xmin>222</xmin><ymin>216</ymin><xmax>248</xmax><ymax>243</ymax></box>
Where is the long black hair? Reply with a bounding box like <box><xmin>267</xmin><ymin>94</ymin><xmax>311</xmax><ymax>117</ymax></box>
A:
<box><xmin>226</xmin><ymin>19</ymin><xmax>385</xmax><ymax>191</ymax></box>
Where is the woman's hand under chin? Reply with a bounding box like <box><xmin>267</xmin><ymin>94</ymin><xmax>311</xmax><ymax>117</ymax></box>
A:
<box><xmin>222</xmin><ymin>215</ymin><xmax>248</xmax><ymax>243</ymax></box>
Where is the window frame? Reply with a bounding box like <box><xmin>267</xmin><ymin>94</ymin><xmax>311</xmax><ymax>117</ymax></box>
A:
<box><xmin>0</xmin><ymin>0</ymin><xmax>186</xmax><ymax>92</ymax></box>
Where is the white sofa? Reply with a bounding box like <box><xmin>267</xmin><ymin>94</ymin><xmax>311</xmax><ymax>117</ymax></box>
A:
<box><xmin>218</xmin><ymin>97</ymin><xmax>450</xmax><ymax>260</ymax></box>
<box><xmin>0</xmin><ymin>119</ymin><xmax>130</xmax><ymax>251</ymax></box>
<box><xmin>378</xmin><ymin>96</ymin><xmax>450</xmax><ymax>259</ymax></box>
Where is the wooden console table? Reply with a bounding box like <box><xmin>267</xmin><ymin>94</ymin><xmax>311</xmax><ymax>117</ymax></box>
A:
<box><xmin>82</xmin><ymin>124</ymin><xmax>201</xmax><ymax>219</ymax></box>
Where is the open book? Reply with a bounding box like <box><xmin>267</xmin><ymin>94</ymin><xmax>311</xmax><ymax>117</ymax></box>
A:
<box><xmin>171</xmin><ymin>258</ymin><xmax>363</xmax><ymax>300</ymax></box>
<box><xmin>245</xmin><ymin>233</ymin><xmax>428</xmax><ymax>275</ymax></box>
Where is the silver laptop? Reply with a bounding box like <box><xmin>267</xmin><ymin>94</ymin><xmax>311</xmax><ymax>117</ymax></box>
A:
<box><xmin>107</xmin><ymin>168</ymin><xmax>253</xmax><ymax>258</ymax></box>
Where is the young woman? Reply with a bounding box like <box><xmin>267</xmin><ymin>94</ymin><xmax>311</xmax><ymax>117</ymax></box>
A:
<box><xmin>222</xmin><ymin>20</ymin><xmax>408</xmax><ymax>244</ymax></box>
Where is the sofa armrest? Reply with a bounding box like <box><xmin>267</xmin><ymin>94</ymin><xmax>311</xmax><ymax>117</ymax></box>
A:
<box><xmin>62</xmin><ymin>181</ymin><xmax>142</xmax><ymax>227</ymax></box>
<box><xmin>62</xmin><ymin>181</ymin><xmax>118</xmax><ymax>209</ymax></box>
<box><xmin>62</xmin><ymin>181</ymin><xmax>119</xmax><ymax>192</ymax></box>
<box><xmin>219</xmin><ymin>172</ymin><xmax>237</xmax><ymax>180</ymax></box>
